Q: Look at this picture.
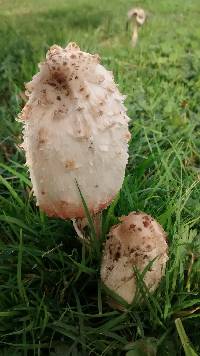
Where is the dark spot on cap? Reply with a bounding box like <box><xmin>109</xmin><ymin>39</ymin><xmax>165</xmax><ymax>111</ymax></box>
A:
<box><xmin>57</xmin><ymin>96</ymin><xmax>61</xmax><ymax>101</ymax></box>
<box><xmin>38</xmin><ymin>138</ymin><xmax>45</xmax><ymax>145</ymax></box>
<box><xmin>108</xmin><ymin>265</ymin><xmax>114</xmax><ymax>271</ymax></box>
<box><xmin>48</xmin><ymin>81</ymin><xmax>57</xmax><ymax>87</ymax></box>
<box><xmin>53</xmin><ymin>71</ymin><xmax>66</xmax><ymax>84</ymax></box>
<box><xmin>143</xmin><ymin>215</ymin><xmax>150</xmax><ymax>221</ymax></box>
<box><xmin>143</xmin><ymin>220</ymin><xmax>150</xmax><ymax>228</ymax></box>
<box><xmin>129</xmin><ymin>224</ymin><xmax>136</xmax><ymax>230</ymax></box>
<box><xmin>114</xmin><ymin>251</ymin><xmax>121</xmax><ymax>261</ymax></box>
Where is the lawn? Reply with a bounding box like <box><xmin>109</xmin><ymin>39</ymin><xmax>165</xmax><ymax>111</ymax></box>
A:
<box><xmin>0</xmin><ymin>0</ymin><xmax>200</xmax><ymax>355</ymax></box>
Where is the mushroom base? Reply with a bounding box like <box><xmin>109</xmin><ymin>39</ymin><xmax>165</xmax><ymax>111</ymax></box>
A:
<box><xmin>40</xmin><ymin>196</ymin><xmax>114</xmax><ymax>219</ymax></box>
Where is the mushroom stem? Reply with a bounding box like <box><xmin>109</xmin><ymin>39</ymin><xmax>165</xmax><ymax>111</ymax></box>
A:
<box><xmin>131</xmin><ymin>22</ymin><xmax>138</xmax><ymax>47</ymax></box>
<box><xmin>72</xmin><ymin>218</ymin><xmax>86</xmax><ymax>240</ymax></box>
<box><xmin>72</xmin><ymin>212</ymin><xmax>102</xmax><ymax>241</ymax></box>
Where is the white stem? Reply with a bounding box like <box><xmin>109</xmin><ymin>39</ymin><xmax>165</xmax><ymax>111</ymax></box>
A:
<box><xmin>72</xmin><ymin>218</ymin><xmax>85</xmax><ymax>240</ymax></box>
<box><xmin>72</xmin><ymin>212</ymin><xmax>102</xmax><ymax>241</ymax></box>
<box><xmin>131</xmin><ymin>23</ymin><xmax>138</xmax><ymax>47</ymax></box>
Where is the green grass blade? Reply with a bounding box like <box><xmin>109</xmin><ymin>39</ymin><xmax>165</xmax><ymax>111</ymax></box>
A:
<box><xmin>175</xmin><ymin>318</ymin><xmax>198</xmax><ymax>356</ymax></box>
<box><xmin>0</xmin><ymin>174</ymin><xmax>24</xmax><ymax>208</ymax></box>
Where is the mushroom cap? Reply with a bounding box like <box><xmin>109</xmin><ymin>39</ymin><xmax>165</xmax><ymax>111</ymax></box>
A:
<box><xmin>18</xmin><ymin>43</ymin><xmax>130</xmax><ymax>219</ymax></box>
<box><xmin>101</xmin><ymin>212</ymin><xmax>168</xmax><ymax>305</ymax></box>
<box><xmin>127</xmin><ymin>7</ymin><xmax>146</xmax><ymax>26</ymax></box>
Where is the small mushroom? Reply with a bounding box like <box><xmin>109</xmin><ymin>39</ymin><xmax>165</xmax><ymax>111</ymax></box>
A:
<box><xmin>127</xmin><ymin>7</ymin><xmax>146</xmax><ymax>47</ymax></box>
<box><xmin>101</xmin><ymin>212</ymin><xmax>168</xmax><ymax>306</ymax></box>
<box><xmin>18</xmin><ymin>43</ymin><xmax>130</xmax><ymax>231</ymax></box>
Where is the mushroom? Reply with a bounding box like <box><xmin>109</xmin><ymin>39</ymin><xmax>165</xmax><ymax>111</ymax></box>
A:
<box><xmin>101</xmin><ymin>212</ymin><xmax>168</xmax><ymax>306</ymax></box>
<box><xmin>18</xmin><ymin>42</ymin><xmax>130</xmax><ymax>235</ymax></box>
<box><xmin>127</xmin><ymin>7</ymin><xmax>146</xmax><ymax>47</ymax></box>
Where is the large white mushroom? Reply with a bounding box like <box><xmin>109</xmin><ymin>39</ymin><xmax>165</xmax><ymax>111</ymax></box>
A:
<box><xmin>101</xmin><ymin>212</ymin><xmax>168</xmax><ymax>306</ymax></box>
<box><xmin>18</xmin><ymin>43</ymin><xmax>130</xmax><ymax>224</ymax></box>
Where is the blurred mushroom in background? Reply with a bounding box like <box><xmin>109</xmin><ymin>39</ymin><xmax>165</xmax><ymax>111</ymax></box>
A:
<box><xmin>127</xmin><ymin>7</ymin><xmax>146</xmax><ymax>47</ymax></box>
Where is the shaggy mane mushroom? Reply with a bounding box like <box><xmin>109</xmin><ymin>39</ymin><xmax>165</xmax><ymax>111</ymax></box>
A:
<box><xmin>18</xmin><ymin>42</ymin><xmax>130</xmax><ymax>236</ymax></box>
<box><xmin>101</xmin><ymin>211</ymin><xmax>168</xmax><ymax>308</ymax></box>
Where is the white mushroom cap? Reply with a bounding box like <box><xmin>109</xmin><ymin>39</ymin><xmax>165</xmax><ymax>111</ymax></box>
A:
<box><xmin>18</xmin><ymin>42</ymin><xmax>130</xmax><ymax>219</ymax></box>
<box><xmin>127</xmin><ymin>8</ymin><xmax>146</xmax><ymax>26</ymax></box>
<box><xmin>101</xmin><ymin>212</ymin><xmax>168</xmax><ymax>305</ymax></box>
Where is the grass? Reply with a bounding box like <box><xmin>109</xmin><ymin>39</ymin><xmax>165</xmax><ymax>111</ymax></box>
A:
<box><xmin>0</xmin><ymin>0</ymin><xmax>200</xmax><ymax>354</ymax></box>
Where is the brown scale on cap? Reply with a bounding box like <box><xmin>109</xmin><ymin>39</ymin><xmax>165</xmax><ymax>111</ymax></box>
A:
<box><xmin>65</xmin><ymin>160</ymin><xmax>77</xmax><ymax>170</ymax></box>
<box><xmin>37</xmin><ymin>128</ymin><xmax>48</xmax><ymax>148</ymax></box>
